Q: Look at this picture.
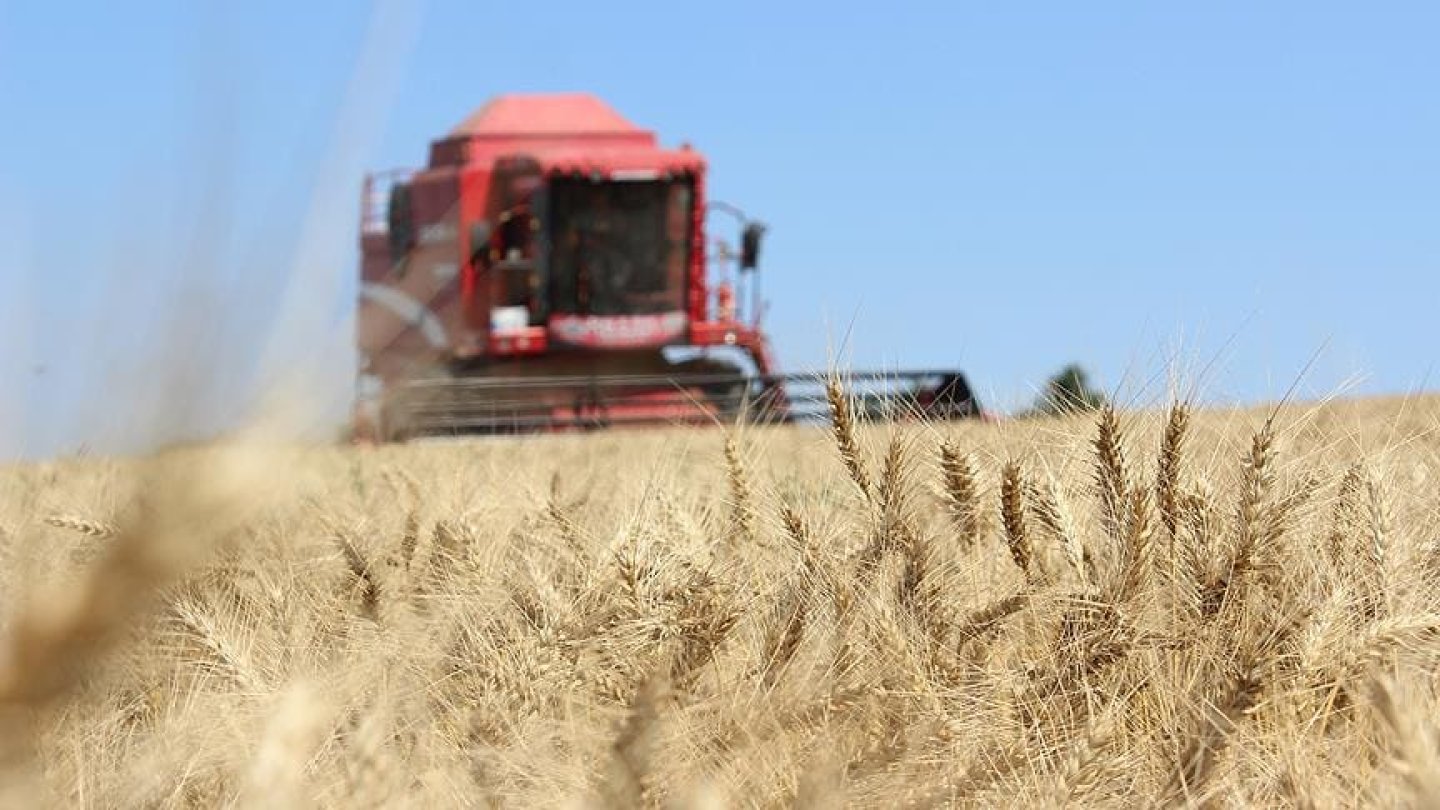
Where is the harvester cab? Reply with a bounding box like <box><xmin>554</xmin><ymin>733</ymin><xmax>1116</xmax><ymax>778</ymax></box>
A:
<box><xmin>353</xmin><ymin>93</ymin><xmax>981</xmax><ymax>440</ymax></box>
<box><xmin>354</xmin><ymin>93</ymin><xmax>780</xmax><ymax>439</ymax></box>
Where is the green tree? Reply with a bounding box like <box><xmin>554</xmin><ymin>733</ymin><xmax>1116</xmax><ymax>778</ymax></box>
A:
<box><xmin>1033</xmin><ymin>363</ymin><xmax>1106</xmax><ymax>416</ymax></box>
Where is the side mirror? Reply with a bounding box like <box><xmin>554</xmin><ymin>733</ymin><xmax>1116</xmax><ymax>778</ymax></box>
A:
<box><xmin>740</xmin><ymin>222</ymin><xmax>766</xmax><ymax>270</ymax></box>
<box><xmin>469</xmin><ymin>220</ymin><xmax>493</xmax><ymax>263</ymax></box>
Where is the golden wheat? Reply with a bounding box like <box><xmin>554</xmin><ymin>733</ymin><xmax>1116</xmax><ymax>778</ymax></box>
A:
<box><xmin>0</xmin><ymin>392</ymin><xmax>1437</xmax><ymax>807</ymax></box>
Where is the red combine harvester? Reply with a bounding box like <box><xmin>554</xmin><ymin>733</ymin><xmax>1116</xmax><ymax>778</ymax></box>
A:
<box><xmin>354</xmin><ymin>93</ymin><xmax>982</xmax><ymax>440</ymax></box>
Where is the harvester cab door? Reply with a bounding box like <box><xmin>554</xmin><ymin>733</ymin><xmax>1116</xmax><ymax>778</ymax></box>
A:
<box><xmin>529</xmin><ymin>186</ymin><xmax>550</xmax><ymax>325</ymax></box>
<box><xmin>485</xmin><ymin>162</ymin><xmax>546</xmax><ymax>331</ymax></box>
<box><xmin>495</xmin><ymin>207</ymin><xmax>535</xmax><ymax>302</ymax></box>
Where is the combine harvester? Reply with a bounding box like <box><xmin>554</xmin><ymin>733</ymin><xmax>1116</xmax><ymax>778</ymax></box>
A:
<box><xmin>353</xmin><ymin>93</ymin><xmax>984</xmax><ymax>440</ymax></box>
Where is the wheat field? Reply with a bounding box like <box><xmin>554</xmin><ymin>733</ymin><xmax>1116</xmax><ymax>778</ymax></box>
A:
<box><xmin>1</xmin><ymin>387</ymin><xmax>1438</xmax><ymax>808</ymax></box>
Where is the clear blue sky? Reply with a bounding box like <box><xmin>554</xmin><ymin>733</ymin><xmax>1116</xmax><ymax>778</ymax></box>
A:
<box><xmin>2</xmin><ymin>2</ymin><xmax>1436</xmax><ymax>458</ymax></box>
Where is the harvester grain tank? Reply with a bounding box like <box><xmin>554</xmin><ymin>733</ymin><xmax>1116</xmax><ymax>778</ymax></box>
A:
<box><xmin>354</xmin><ymin>93</ymin><xmax>981</xmax><ymax>439</ymax></box>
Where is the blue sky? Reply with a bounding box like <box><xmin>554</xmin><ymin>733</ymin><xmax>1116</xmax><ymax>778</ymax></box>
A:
<box><xmin>1</xmin><ymin>2</ymin><xmax>1437</xmax><ymax>457</ymax></box>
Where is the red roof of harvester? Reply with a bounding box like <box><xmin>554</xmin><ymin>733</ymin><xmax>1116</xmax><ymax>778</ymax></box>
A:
<box><xmin>449</xmin><ymin>93</ymin><xmax>650</xmax><ymax>139</ymax></box>
<box><xmin>429</xmin><ymin>93</ymin><xmax>700</xmax><ymax>175</ymax></box>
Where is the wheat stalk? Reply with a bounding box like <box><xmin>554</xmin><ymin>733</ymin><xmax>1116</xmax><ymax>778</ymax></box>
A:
<box><xmin>1326</xmin><ymin>463</ymin><xmax>1366</xmax><ymax>571</ymax></box>
<box><xmin>597</xmin><ymin>671</ymin><xmax>668</xmax><ymax>808</ymax></box>
<box><xmin>1045</xmin><ymin>711</ymin><xmax>1117</xmax><ymax>807</ymax></box>
<box><xmin>44</xmin><ymin>514</ymin><xmax>119</xmax><ymax>538</ymax></box>
<box><xmin>878</xmin><ymin>434</ymin><xmax>907</xmax><ymax>525</ymax></box>
<box><xmin>1001</xmin><ymin>460</ymin><xmax>1033</xmax><ymax>581</ymax></box>
<box><xmin>723</xmin><ymin>433</ymin><xmax>757</xmax><ymax>544</ymax></box>
<box><xmin>1092</xmin><ymin>404</ymin><xmax>1129</xmax><ymax>545</ymax></box>
<box><xmin>939</xmin><ymin>442</ymin><xmax>980</xmax><ymax>552</ymax></box>
<box><xmin>1367</xmin><ymin>673</ymin><xmax>1440</xmax><ymax>806</ymax></box>
<box><xmin>1157</xmin><ymin>402</ymin><xmax>1190</xmax><ymax>541</ymax></box>
<box><xmin>1028</xmin><ymin>475</ymin><xmax>1085</xmax><ymax>587</ymax></box>
<box><xmin>826</xmin><ymin>375</ymin><xmax>871</xmax><ymax>500</ymax></box>
<box><xmin>1169</xmin><ymin>662</ymin><xmax>1264</xmax><ymax>803</ymax></box>
<box><xmin>1204</xmin><ymin>417</ymin><xmax>1278</xmax><ymax>619</ymax></box>
<box><xmin>762</xmin><ymin>588</ymin><xmax>808</xmax><ymax>687</ymax></box>
<box><xmin>239</xmin><ymin>681</ymin><xmax>332</xmax><ymax>810</ymax></box>
<box><xmin>1110</xmin><ymin>485</ymin><xmax>1153</xmax><ymax>604</ymax></box>
<box><xmin>329</xmin><ymin>531</ymin><xmax>379</xmax><ymax>620</ymax></box>
<box><xmin>1366</xmin><ymin>473</ymin><xmax>1391</xmax><ymax>618</ymax></box>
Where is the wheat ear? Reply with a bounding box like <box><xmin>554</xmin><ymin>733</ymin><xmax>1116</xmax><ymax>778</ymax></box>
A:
<box><xmin>44</xmin><ymin>514</ymin><xmax>119</xmax><ymax>538</ymax></box>
<box><xmin>939</xmin><ymin>442</ymin><xmax>980</xmax><ymax>551</ymax></box>
<box><xmin>826</xmin><ymin>375</ymin><xmax>871</xmax><ymax>500</ymax></box>
<box><xmin>723</xmin><ymin>433</ymin><xmax>757</xmax><ymax>544</ymax></box>
<box><xmin>1157</xmin><ymin>402</ymin><xmax>1190</xmax><ymax>540</ymax></box>
<box><xmin>1092</xmin><ymin>404</ymin><xmax>1129</xmax><ymax>544</ymax></box>
<box><xmin>1000</xmin><ymin>460</ymin><xmax>1033</xmax><ymax>581</ymax></box>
